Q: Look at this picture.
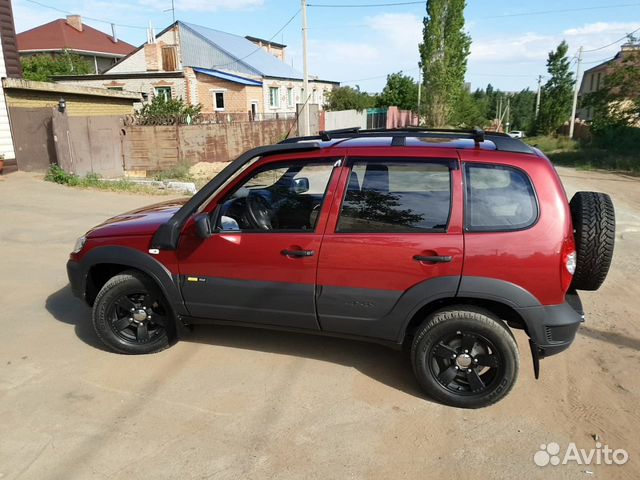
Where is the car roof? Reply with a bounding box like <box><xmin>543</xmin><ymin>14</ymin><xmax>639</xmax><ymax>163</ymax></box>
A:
<box><xmin>281</xmin><ymin>128</ymin><xmax>537</xmax><ymax>155</ymax></box>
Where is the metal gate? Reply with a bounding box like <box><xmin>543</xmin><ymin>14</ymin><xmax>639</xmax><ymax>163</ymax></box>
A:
<box><xmin>9</xmin><ymin>107</ymin><xmax>56</xmax><ymax>172</ymax></box>
<box><xmin>52</xmin><ymin>111</ymin><xmax>124</xmax><ymax>178</ymax></box>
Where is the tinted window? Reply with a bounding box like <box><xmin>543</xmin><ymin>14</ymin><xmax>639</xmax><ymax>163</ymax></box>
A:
<box><xmin>337</xmin><ymin>160</ymin><xmax>451</xmax><ymax>233</ymax></box>
<box><xmin>465</xmin><ymin>164</ymin><xmax>537</xmax><ymax>231</ymax></box>
<box><xmin>216</xmin><ymin>161</ymin><xmax>334</xmax><ymax>232</ymax></box>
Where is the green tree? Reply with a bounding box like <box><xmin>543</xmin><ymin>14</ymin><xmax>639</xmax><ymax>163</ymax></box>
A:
<box><xmin>450</xmin><ymin>89</ymin><xmax>486</xmax><ymax>127</ymax></box>
<box><xmin>377</xmin><ymin>72</ymin><xmax>419</xmax><ymax>111</ymax></box>
<box><xmin>536</xmin><ymin>41</ymin><xmax>574</xmax><ymax>135</ymax></box>
<box><xmin>509</xmin><ymin>89</ymin><xmax>536</xmax><ymax>131</ymax></box>
<box><xmin>21</xmin><ymin>50</ymin><xmax>93</xmax><ymax>82</ymax></box>
<box><xmin>419</xmin><ymin>0</ymin><xmax>471</xmax><ymax>126</ymax></box>
<box><xmin>324</xmin><ymin>86</ymin><xmax>376</xmax><ymax>111</ymax></box>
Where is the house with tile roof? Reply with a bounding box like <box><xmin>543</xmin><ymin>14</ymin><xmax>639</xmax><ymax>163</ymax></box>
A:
<box><xmin>17</xmin><ymin>15</ymin><xmax>136</xmax><ymax>74</ymax></box>
<box><xmin>56</xmin><ymin>21</ymin><xmax>339</xmax><ymax>117</ymax></box>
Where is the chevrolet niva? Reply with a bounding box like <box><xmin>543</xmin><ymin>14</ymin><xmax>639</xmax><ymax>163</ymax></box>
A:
<box><xmin>67</xmin><ymin>128</ymin><xmax>615</xmax><ymax>408</ymax></box>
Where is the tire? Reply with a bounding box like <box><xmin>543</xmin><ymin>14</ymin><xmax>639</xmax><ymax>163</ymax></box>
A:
<box><xmin>411</xmin><ymin>307</ymin><xmax>519</xmax><ymax>409</ymax></box>
<box><xmin>569</xmin><ymin>191</ymin><xmax>615</xmax><ymax>291</ymax></box>
<box><xmin>92</xmin><ymin>270</ymin><xmax>176</xmax><ymax>354</ymax></box>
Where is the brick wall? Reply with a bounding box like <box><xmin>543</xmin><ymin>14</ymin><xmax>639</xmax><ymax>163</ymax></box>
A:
<box><xmin>195</xmin><ymin>72</ymin><xmax>263</xmax><ymax>114</ymax></box>
<box><xmin>4</xmin><ymin>89</ymin><xmax>136</xmax><ymax>116</ymax></box>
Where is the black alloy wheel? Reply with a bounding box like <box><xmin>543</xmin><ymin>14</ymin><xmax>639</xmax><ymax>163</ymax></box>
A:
<box><xmin>92</xmin><ymin>270</ymin><xmax>175</xmax><ymax>354</ymax></box>
<box><xmin>411</xmin><ymin>307</ymin><xmax>519</xmax><ymax>408</ymax></box>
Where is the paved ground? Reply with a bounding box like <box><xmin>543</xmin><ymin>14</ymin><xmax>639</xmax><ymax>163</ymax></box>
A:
<box><xmin>0</xmin><ymin>168</ymin><xmax>638</xmax><ymax>480</ymax></box>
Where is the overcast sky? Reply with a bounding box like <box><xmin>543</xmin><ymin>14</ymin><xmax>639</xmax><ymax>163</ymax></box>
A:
<box><xmin>12</xmin><ymin>0</ymin><xmax>640</xmax><ymax>93</ymax></box>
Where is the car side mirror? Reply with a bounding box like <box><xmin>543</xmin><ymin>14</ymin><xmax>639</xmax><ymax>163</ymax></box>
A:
<box><xmin>194</xmin><ymin>212</ymin><xmax>213</xmax><ymax>239</ymax></box>
<box><xmin>293</xmin><ymin>177</ymin><xmax>310</xmax><ymax>194</ymax></box>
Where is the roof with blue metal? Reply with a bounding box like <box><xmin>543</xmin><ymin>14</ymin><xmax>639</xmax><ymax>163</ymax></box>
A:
<box><xmin>192</xmin><ymin>67</ymin><xmax>263</xmax><ymax>86</ymax></box>
<box><xmin>181</xmin><ymin>22</ymin><xmax>304</xmax><ymax>80</ymax></box>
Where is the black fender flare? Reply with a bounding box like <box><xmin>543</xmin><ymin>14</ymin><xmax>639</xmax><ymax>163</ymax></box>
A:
<box><xmin>78</xmin><ymin>246</ymin><xmax>188</xmax><ymax>316</ymax></box>
<box><xmin>395</xmin><ymin>276</ymin><xmax>545</xmax><ymax>343</ymax></box>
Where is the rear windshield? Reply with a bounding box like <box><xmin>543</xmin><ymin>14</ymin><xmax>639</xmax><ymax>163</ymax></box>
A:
<box><xmin>464</xmin><ymin>164</ymin><xmax>538</xmax><ymax>231</ymax></box>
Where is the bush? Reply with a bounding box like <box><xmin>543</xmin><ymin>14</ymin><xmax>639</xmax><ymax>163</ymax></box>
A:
<box><xmin>136</xmin><ymin>96</ymin><xmax>202</xmax><ymax>125</ymax></box>
<box><xmin>525</xmin><ymin>135</ymin><xmax>578</xmax><ymax>153</ymax></box>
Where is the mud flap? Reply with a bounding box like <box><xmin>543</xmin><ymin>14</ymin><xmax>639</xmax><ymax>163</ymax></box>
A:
<box><xmin>529</xmin><ymin>339</ymin><xmax>541</xmax><ymax>379</ymax></box>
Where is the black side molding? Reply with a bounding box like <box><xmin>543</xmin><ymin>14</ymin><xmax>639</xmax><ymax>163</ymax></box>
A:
<box><xmin>151</xmin><ymin>142</ymin><xmax>321</xmax><ymax>250</ymax></box>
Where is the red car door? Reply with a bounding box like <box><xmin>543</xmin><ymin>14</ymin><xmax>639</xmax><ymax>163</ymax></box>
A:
<box><xmin>177</xmin><ymin>155</ymin><xmax>341</xmax><ymax>330</ymax></box>
<box><xmin>316</xmin><ymin>150</ymin><xmax>464</xmax><ymax>342</ymax></box>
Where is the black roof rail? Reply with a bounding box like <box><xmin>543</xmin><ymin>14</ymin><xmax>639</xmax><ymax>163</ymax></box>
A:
<box><xmin>279</xmin><ymin>127</ymin><xmax>534</xmax><ymax>154</ymax></box>
<box><xmin>320</xmin><ymin>127</ymin><xmax>361</xmax><ymax>141</ymax></box>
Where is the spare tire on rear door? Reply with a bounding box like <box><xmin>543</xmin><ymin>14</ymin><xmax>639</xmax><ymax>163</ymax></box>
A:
<box><xmin>569</xmin><ymin>191</ymin><xmax>615</xmax><ymax>291</ymax></box>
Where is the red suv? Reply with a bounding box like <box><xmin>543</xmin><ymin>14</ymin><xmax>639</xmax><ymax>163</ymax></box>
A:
<box><xmin>67</xmin><ymin>128</ymin><xmax>615</xmax><ymax>408</ymax></box>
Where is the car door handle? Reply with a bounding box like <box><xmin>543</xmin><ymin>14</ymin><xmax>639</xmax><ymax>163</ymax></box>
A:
<box><xmin>281</xmin><ymin>249</ymin><xmax>315</xmax><ymax>258</ymax></box>
<box><xmin>413</xmin><ymin>255</ymin><xmax>453</xmax><ymax>264</ymax></box>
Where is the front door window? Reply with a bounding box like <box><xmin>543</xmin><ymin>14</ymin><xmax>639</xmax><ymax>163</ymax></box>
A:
<box><xmin>216</xmin><ymin>161</ymin><xmax>335</xmax><ymax>232</ymax></box>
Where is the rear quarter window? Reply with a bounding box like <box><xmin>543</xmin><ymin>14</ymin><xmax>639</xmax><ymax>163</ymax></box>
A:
<box><xmin>464</xmin><ymin>164</ymin><xmax>538</xmax><ymax>232</ymax></box>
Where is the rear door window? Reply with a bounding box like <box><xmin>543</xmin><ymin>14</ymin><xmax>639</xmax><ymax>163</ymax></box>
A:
<box><xmin>464</xmin><ymin>164</ymin><xmax>538</xmax><ymax>231</ymax></box>
<box><xmin>337</xmin><ymin>160</ymin><xmax>452</xmax><ymax>233</ymax></box>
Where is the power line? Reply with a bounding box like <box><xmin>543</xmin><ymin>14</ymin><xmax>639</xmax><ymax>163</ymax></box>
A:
<box><xmin>341</xmin><ymin>67</ymin><xmax>420</xmax><ymax>84</ymax></box>
<box><xmin>308</xmin><ymin>1</ymin><xmax>640</xmax><ymax>15</ymax></box>
<box><xmin>477</xmin><ymin>3</ymin><xmax>640</xmax><ymax>19</ymax></box>
<box><xmin>212</xmin><ymin>9</ymin><xmax>301</xmax><ymax>68</ymax></box>
<box><xmin>307</xmin><ymin>1</ymin><xmax>425</xmax><ymax>7</ymax></box>
<box><xmin>583</xmin><ymin>25</ymin><xmax>640</xmax><ymax>52</ymax></box>
<box><xmin>24</xmin><ymin>0</ymin><xmax>148</xmax><ymax>30</ymax></box>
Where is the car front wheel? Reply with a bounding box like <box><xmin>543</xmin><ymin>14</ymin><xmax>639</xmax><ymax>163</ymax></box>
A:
<box><xmin>92</xmin><ymin>270</ymin><xmax>175</xmax><ymax>354</ymax></box>
<box><xmin>411</xmin><ymin>306</ymin><xmax>519</xmax><ymax>408</ymax></box>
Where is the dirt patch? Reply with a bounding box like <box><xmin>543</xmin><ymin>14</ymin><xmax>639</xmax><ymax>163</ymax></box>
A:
<box><xmin>189</xmin><ymin>162</ymin><xmax>228</xmax><ymax>180</ymax></box>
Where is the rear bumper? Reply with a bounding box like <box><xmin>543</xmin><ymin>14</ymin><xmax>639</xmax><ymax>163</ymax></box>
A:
<box><xmin>517</xmin><ymin>291</ymin><xmax>584</xmax><ymax>358</ymax></box>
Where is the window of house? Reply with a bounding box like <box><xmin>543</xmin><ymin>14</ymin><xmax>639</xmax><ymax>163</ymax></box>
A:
<box><xmin>312</xmin><ymin>89</ymin><xmax>317</xmax><ymax>104</ymax></box>
<box><xmin>337</xmin><ymin>160</ymin><xmax>452</xmax><ymax>233</ymax></box>
<box><xmin>597</xmin><ymin>73</ymin><xmax>602</xmax><ymax>90</ymax></box>
<box><xmin>154</xmin><ymin>87</ymin><xmax>172</xmax><ymax>100</ymax></box>
<box><xmin>213</xmin><ymin>90</ymin><xmax>225</xmax><ymax>111</ymax></box>
<box><xmin>269</xmin><ymin>87</ymin><xmax>280</xmax><ymax>108</ymax></box>
<box><xmin>590</xmin><ymin>74</ymin><xmax>595</xmax><ymax>91</ymax></box>
<box><xmin>464</xmin><ymin>164</ymin><xmax>538</xmax><ymax>232</ymax></box>
<box><xmin>287</xmin><ymin>87</ymin><xmax>294</xmax><ymax>107</ymax></box>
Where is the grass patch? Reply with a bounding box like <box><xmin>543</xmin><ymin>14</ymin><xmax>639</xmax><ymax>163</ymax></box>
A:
<box><xmin>152</xmin><ymin>163</ymin><xmax>194</xmax><ymax>182</ymax></box>
<box><xmin>525</xmin><ymin>135</ymin><xmax>579</xmax><ymax>154</ymax></box>
<box><xmin>44</xmin><ymin>165</ymin><xmax>172</xmax><ymax>194</ymax></box>
<box><xmin>547</xmin><ymin>149</ymin><xmax>640</xmax><ymax>174</ymax></box>
<box><xmin>526</xmin><ymin>135</ymin><xmax>639</xmax><ymax>174</ymax></box>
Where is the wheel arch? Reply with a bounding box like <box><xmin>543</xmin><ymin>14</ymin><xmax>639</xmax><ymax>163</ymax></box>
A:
<box><xmin>79</xmin><ymin>246</ymin><xmax>186</xmax><ymax>315</ymax></box>
<box><xmin>402</xmin><ymin>297</ymin><xmax>528</xmax><ymax>345</ymax></box>
<box><xmin>397</xmin><ymin>276</ymin><xmax>542</xmax><ymax>345</ymax></box>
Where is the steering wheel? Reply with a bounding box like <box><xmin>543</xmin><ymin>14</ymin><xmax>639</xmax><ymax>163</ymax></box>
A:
<box><xmin>246</xmin><ymin>193</ymin><xmax>274</xmax><ymax>230</ymax></box>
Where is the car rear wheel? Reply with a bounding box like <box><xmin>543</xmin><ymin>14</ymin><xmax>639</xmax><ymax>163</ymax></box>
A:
<box><xmin>569</xmin><ymin>191</ymin><xmax>615</xmax><ymax>291</ymax></box>
<box><xmin>92</xmin><ymin>270</ymin><xmax>175</xmax><ymax>354</ymax></box>
<box><xmin>411</xmin><ymin>307</ymin><xmax>519</xmax><ymax>408</ymax></box>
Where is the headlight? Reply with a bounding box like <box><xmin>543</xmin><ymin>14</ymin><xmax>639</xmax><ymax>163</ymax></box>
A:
<box><xmin>72</xmin><ymin>236</ymin><xmax>87</xmax><ymax>254</ymax></box>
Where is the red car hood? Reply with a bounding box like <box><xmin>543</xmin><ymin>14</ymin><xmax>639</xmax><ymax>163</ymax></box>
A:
<box><xmin>87</xmin><ymin>198</ymin><xmax>189</xmax><ymax>238</ymax></box>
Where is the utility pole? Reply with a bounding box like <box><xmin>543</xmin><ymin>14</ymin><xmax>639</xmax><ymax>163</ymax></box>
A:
<box><xmin>535</xmin><ymin>75</ymin><xmax>542</xmax><ymax>118</ymax></box>
<box><xmin>505</xmin><ymin>96</ymin><xmax>511</xmax><ymax>133</ymax></box>
<box><xmin>301</xmin><ymin>0</ymin><xmax>310</xmax><ymax>136</ymax></box>
<box><xmin>417</xmin><ymin>75</ymin><xmax>422</xmax><ymax>126</ymax></box>
<box><xmin>569</xmin><ymin>46</ymin><xmax>583</xmax><ymax>139</ymax></box>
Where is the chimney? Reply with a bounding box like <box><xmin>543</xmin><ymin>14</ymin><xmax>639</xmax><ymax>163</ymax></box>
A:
<box><xmin>144</xmin><ymin>43</ymin><xmax>162</xmax><ymax>71</ymax></box>
<box><xmin>111</xmin><ymin>23</ymin><xmax>118</xmax><ymax>43</ymax></box>
<box><xmin>66</xmin><ymin>15</ymin><xmax>83</xmax><ymax>32</ymax></box>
